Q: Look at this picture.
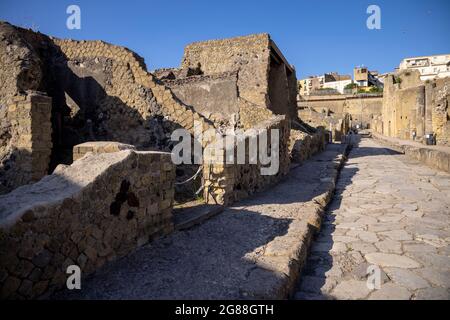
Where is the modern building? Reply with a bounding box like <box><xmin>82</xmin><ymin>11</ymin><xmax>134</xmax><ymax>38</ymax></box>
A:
<box><xmin>354</xmin><ymin>66</ymin><xmax>383</xmax><ymax>88</ymax></box>
<box><xmin>298</xmin><ymin>72</ymin><xmax>351</xmax><ymax>96</ymax></box>
<box><xmin>398</xmin><ymin>54</ymin><xmax>450</xmax><ymax>81</ymax></box>
<box><xmin>322</xmin><ymin>79</ymin><xmax>353</xmax><ymax>94</ymax></box>
<box><xmin>298</xmin><ymin>76</ymin><xmax>321</xmax><ymax>96</ymax></box>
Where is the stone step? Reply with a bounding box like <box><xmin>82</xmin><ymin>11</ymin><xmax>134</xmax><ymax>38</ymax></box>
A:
<box><xmin>173</xmin><ymin>203</ymin><xmax>224</xmax><ymax>231</ymax></box>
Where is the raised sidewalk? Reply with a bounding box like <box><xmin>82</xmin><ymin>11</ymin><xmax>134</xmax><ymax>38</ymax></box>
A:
<box><xmin>371</xmin><ymin>132</ymin><xmax>450</xmax><ymax>173</ymax></box>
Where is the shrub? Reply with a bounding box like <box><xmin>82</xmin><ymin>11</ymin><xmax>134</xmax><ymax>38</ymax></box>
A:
<box><xmin>344</xmin><ymin>83</ymin><xmax>358</xmax><ymax>90</ymax></box>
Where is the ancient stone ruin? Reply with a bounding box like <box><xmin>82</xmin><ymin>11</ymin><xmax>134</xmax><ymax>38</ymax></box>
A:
<box><xmin>0</xmin><ymin>22</ymin><xmax>326</xmax><ymax>299</ymax></box>
<box><xmin>372</xmin><ymin>69</ymin><xmax>450</xmax><ymax>146</ymax></box>
<box><xmin>2</xmin><ymin>18</ymin><xmax>448</xmax><ymax>301</ymax></box>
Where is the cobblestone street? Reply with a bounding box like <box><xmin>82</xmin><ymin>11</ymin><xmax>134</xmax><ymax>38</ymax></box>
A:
<box><xmin>54</xmin><ymin>144</ymin><xmax>347</xmax><ymax>299</ymax></box>
<box><xmin>295</xmin><ymin>137</ymin><xmax>450</xmax><ymax>300</ymax></box>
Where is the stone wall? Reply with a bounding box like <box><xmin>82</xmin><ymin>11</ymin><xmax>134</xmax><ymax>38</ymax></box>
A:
<box><xmin>377</xmin><ymin>70</ymin><xmax>450</xmax><ymax>146</ymax></box>
<box><xmin>72</xmin><ymin>141</ymin><xmax>136</xmax><ymax>161</ymax></box>
<box><xmin>203</xmin><ymin>116</ymin><xmax>290</xmax><ymax>205</ymax></box>
<box><xmin>52</xmin><ymin>36</ymin><xmax>216</xmax><ymax>152</ymax></box>
<box><xmin>298</xmin><ymin>94</ymin><xmax>382</xmax><ymax>128</ymax></box>
<box><xmin>0</xmin><ymin>149</ymin><xmax>175</xmax><ymax>299</ymax></box>
<box><xmin>298</xmin><ymin>107</ymin><xmax>350</xmax><ymax>142</ymax></box>
<box><xmin>430</xmin><ymin>78</ymin><xmax>450</xmax><ymax>146</ymax></box>
<box><xmin>288</xmin><ymin>127</ymin><xmax>327</xmax><ymax>163</ymax></box>
<box><xmin>162</xmin><ymin>71</ymin><xmax>239</xmax><ymax>123</ymax></box>
<box><xmin>0</xmin><ymin>21</ymin><xmax>216</xmax><ymax>194</ymax></box>
<box><xmin>181</xmin><ymin>33</ymin><xmax>298</xmax><ymax>120</ymax></box>
<box><xmin>0</xmin><ymin>92</ymin><xmax>52</xmax><ymax>193</ymax></box>
<box><xmin>0</xmin><ymin>22</ymin><xmax>41</xmax><ymax>108</ymax></box>
<box><xmin>238</xmin><ymin>98</ymin><xmax>275</xmax><ymax>130</ymax></box>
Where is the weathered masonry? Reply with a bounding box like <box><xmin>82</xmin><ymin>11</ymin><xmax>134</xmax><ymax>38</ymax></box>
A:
<box><xmin>0</xmin><ymin>149</ymin><xmax>175</xmax><ymax>299</ymax></box>
<box><xmin>0</xmin><ymin>93</ymin><xmax>52</xmax><ymax>193</ymax></box>
<box><xmin>298</xmin><ymin>93</ymin><xmax>383</xmax><ymax>129</ymax></box>
<box><xmin>372</xmin><ymin>70</ymin><xmax>450</xmax><ymax>146</ymax></box>
<box><xmin>0</xmin><ymin>22</ymin><xmax>329</xmax><ymax>299</ymax></box>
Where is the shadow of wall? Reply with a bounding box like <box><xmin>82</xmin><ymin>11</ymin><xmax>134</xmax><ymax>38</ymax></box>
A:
<box><xmin>10</xmin><ymin>28</ymin><xmax>184</xmax><ymax>174</ymax></box>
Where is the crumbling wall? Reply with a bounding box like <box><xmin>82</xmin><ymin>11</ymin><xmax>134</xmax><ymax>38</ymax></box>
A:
<box><xmin>181</xmin><ymin>33</ymin><xmax>297</xmax><ymax>120</ymax></box>
<box><xmin>0</xmin><ymin>92</ymin><xmax>52</xmax><ymax>194</ymax></box>
<box><xmin>238</xmin><ymin>98</ymin><xmax>275</xmax><ymax>130</ymax></box>
<box><xmin>162</xmin><ymin>71</ymin><xmax>239</xmax><ymax>123</ymax></box>
<box><xmin>0</xmin><ymin>149</ymin><xmax>175</xmax><ymax>299</ymax></box>
<box><xmin>297</xmin><ymin>94</ymin><xmax>382</xmax><ymax>128</ymax></box>
<box><xmin>0</xmin><ymin>23</ymin><xmax>53</xmax><ymax>193</ymax></box>
<box><xmin>0</xmin><ymin>22</ymin><xmax>42</xmax><ymax>107</ymax></box>
<box><xmin>298</xmin><ymin>107</ymin><xmax>350</xmax><ymax>141</ymax></box>
<box><xmin>182</xmin><ymin>34</ymin><xmax>271</xmax><ymax>107</ymax></box>
<box><xmin>430</xmin><ymin>78</ymin><xmax>450</xmax><ymax>146</ymax></box>
<box><xmin>380</xmin><ymin>70</ymin><xmax>449</xmax><ymax>145</ymax></box>
<box><xmin>1</xmin><ymin>21</ymin><xmax>216</xmax><ymax>196</ymax></box>
<box><xmin>343</xmin><ymin>96</ymin><xmax>382</xmax><ymax>128</ymax></box>
<box><xmin>53</xmin><ymin>38</ymin><xmax>216</xmax><ymax>146</ymax></box>
<box><xmin>202</xmin><ymin>116</ymin><xmax>290</xmax><ymax>205</ymax></box>
<box><xmin>381</xmin><ymin>71</ymin><xmax>424</xmax><ymax>140</ymax></box>
<box><xmin>72</xmin><ymin>141</ymin><xmax>136</xmax><ymax>161</ymax></box>
<box><xmin>288</xmin><ymin>128</ymin><xmax>327</xmax><ymax>163</ymax></box>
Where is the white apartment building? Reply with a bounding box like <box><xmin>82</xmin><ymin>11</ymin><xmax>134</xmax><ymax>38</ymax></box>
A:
<box><xmin>399</xmin><ymin>54</ymin><xmax>450</xmax><ymax>81</ymax></box>
<box><xmin>322</xmin><ymin>79</ymin><xmax>353</xmax><ymax>94</ymax></box>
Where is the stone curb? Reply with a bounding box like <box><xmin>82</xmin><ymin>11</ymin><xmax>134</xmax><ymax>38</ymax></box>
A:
<box><xmin>240</xmin><ymin>143</ymin><xmax>351</xmax><ymax>299</ymax></box>
<box><xmin>371</xmin><ymin>133</ymin><xmax>450</xmax><ymax>173</ymax></box>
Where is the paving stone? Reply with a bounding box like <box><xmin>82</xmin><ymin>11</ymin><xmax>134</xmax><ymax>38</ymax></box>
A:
<box><xmin>402</xmin><ymin>211</ymin><xmax>424</xmax><ymax>219</ymax></box>
<box><xmin>402</xmin><ymin>243</ymin><xmax>437</xmax><ymax>253</ymax></box>
<box><xmin>354</xmin><ymin>231</ymin><xmax>379</xmax><ymax>243</ymax></box>
<box><xmin>330</xmin><ymin>280</ymin><xmax>372</xmax><ymax>300</ymax></box>
<box><xmin>377</xmin><ymin>214</ymin><xmax>404</xmax><ymax>223</ymax></box>
<box><xmin>333</xmin><ymin>235</ymin><xmax>359</xmax><ymax>243</ymax></box>
<box><xmin>378</xmin><ymin>230</ymin><xmax>413</xmax><ymax>241</ymax></box>
<box><xmin>365</xmin><ymin>253</ymin><xmax>421</xmax><ymax>269</ymax></box>
<box><xmin>335</xmin><ymin>222</ymin><xmax>366</xmax><ymax>231</ymax></box>
<box><xmin>413</xmin><ymin>287</ymin><xmax>450</xmax><ymax>300</ymax></box>
<box><xmin>374</xmin><ymin>240</ymin><xmax>402</xmax><ymax>254</ymax></box>
<box><xmin>394</xmin><ymin>203</ymin><xmax>418</xmax><ymax>212</ymax></box>
<box><xmin>384</xmin><ymin>268</ymin><xmax>430</xmax><ymax>290</ymax></box>
<box><xmin>415</xmin><ymin>234</ymin><xmax>447</xmax><ymax>248</ymax></box>
<box><xmin>347</xmin><ymin>241</ymin><xmax>378</xmax><ymax>254</ymax></box>
<box><xmin>356</xmin><ymin>216</ymin><xmax>378</xmax><ymax>225</ymax></box>
<box><xmin>369</xmin><ymin>223</ymin><xmax>406</xmax><ymax>232</ymax></box>
<box><xmin>414</xmin><ymin>225</ymin><xmax>449</xmax><ymax>237</ymax></box>
<box><xmin>415</xmin><ymin>268</ymin><xmax>450</xmax><ymax>287</ymax></box>
<box><xmin>368</xmin><ymin>283</ymin><xmax>412</xmax><ymax>300</ymax></box>
<box><xmin>294</xmin><ymin>138</ymin><xmax>450</xmax><ymax>301</ymax></box>
<box><xmin>404</xmin><ymin>252</ymin><xmax>450</xmax><ymax>271</ymax></box>
<box><xmin>330</xmin><ymin>242</ymin><xmax>348</xmax><ymax>254</ymax></box>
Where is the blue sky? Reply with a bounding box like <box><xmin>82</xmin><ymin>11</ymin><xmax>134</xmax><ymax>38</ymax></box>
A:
<box><xmin>1</xmin><ymin>0</ymin><xmax>449</xmax><ymax>79</ymax></box>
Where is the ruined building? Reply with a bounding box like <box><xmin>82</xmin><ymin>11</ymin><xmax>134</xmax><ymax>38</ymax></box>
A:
<box><xmin>155</xmin><ymin>34</ymin><xmax>298</xmax><ymax>127</ymax></box>
<box><xmin>0</xmin><ymin>22</ymin><xmax>327</xmax><ymax>299</ymax></box>
<box><xmin>372</xmin><ymin>69</ymin><xmax>450</xmax><ymax>146</ymax></box>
